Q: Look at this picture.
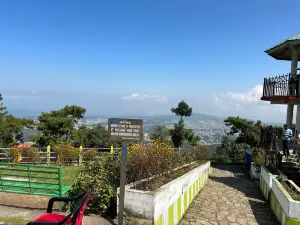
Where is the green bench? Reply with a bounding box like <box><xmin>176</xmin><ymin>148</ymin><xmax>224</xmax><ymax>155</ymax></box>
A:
<box><xmin>0</xmin><ymin>163</ymin><xmax>71</xmax><ymax>197</ymax></box>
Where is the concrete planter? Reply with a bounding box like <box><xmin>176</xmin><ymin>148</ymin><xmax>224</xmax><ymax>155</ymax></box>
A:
<box><xmin>117</xmin><ymin>161</ymin><xmax>211</xmax><ymax>225</ymax></box>
<box><xmin>250</xmin><ymin>162</ymin><xmax>260</xmax><ymax>180</ymax></box>
<box><xmin>270</xmin><ymin>177</ymin><xmax>300</xmax><ymax>225</ymax></box>
<box><xmin>260</xmin><ymin>165</ymin><xmax>276</xmax><ymax>201</ymax></box>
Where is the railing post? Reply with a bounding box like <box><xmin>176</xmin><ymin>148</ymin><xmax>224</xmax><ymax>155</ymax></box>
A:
<box><xmin>47</xmin><ymin>145</ymin><xmax>51</xmax><ymax>166</ymax></box>
<box><xmin>110</xmin><ymin>145</ymin><xmax>114</xmax><ymax>154</ymax></box>
<box><xmin>263</xmin><ymin>78</ymin><xmax>266</xmax><ymax>97</ymax></box>
<box><xmin>79</xmin><ymin>146</ymin><xmax>83</xmax><ymax>165</ymax></box>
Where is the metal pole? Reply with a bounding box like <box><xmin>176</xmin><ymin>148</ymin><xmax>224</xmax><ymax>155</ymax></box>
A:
<box><xmin>118</xmin><ymin>143</ymin><xmax>127</xmax><ymax>225</ymax></box>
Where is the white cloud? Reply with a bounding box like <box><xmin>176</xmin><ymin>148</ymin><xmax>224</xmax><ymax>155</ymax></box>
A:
<box><xmin>31</xmin><ymin>90</ymin><xmax>37</xmax><ymax>94</ymax></box>
<box><xmin>212</xmin><ymin>85</ymin><xmax>287</xmax><ymax>122</ymax></box>
<box><xmin>122</xmin><ymin>93</ymin><xmax>168</xmax><ymax>102</ymax></box>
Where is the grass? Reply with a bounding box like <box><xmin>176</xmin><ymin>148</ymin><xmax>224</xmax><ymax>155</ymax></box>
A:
<box><xmin>0</xmin><ymin>216</ymin><xmax>30</xmax><ymax>225</ymax></box>
<box><xmin>61</xmin><ymin>166</ymin><xmax>80</xmax><ymax>186</ymax></box>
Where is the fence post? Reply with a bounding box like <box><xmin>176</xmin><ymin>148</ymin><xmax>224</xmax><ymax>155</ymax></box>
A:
<box><xmin>79</xmin><ymin>146</ymin><xmax>83</xmax><ymax>165</ymax></box>
<box><xmin>110</xmin><ymin>145</ymin><xmax>114</xmax><ymax>154</ymax></box>
<box><xmin>47</xmin><ymin>145</ymin><xmax>50</xmax><ymax>165</ymax></box>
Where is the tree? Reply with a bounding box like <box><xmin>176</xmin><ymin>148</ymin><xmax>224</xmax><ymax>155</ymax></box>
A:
<box><xmin>170</xmin><ymin>118</ymin><xmax>186</xmax><ymax>148</ymax></box>
<box><xmin>0</xmin><ymin>94</ymin><xmax>7</xmax><ymax>117</ymax></box>
<box><xmin>149</xmin><ymin>125</ymin><xmax>170</xmax><ymax>142</ymax></box>
<box><xmin>73</xmin><ymin>125</ymin><xmax>116</xmax><ymax>148</ymax></box>
<box><xmin>36</xmin><ymin>105</ymin><xmax>86</xmax><ymax>146</ymax></box>
<box><xmin>0</xmin><ymin>115</ymin><xmax>34</xmax><ymax>147</ymax></box>
<box><xmin>171</xmin><ymin>100</ymin><xmax>192</xmax><ymax>119</ymax></box>
<box><xmin>224</xmin><ymin>116</ymin><xmax>261</xmax><ymax>147</ymax></box>
<box><xmin>170</xmin><ymin>101</ymin><xmax>200</xmax><ymax>148</ymax></box>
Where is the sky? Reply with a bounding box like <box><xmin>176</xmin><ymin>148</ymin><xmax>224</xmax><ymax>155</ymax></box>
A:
<box><xmin>0</xmin><ymin>0</ymin><xmax>299</xmax><ymax>122</ymax></box>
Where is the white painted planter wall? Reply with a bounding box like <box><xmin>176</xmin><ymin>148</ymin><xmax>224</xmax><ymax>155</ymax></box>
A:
<box><xmin>117</xmin><ymin>161</ymin><xmax>212</xmax><ymax>225</ymax></box>
<box><xmin>270</xmin><ymin>178</ymin><xmax>300</xmax><ymax>225</ymax></box>
<box><xmin>260</xmin><ymin>165</ymin><xmax>275</xmax><ymax>200</ymax></box>
<box><xmin>259</xmin><ymin>166</ymin><xmax>300</xmax><ymax>224</ymax></box>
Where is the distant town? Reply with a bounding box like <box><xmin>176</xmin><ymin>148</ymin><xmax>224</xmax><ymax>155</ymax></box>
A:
<box><xmin>24</xmin><ymin>113</ymin><xmax>231</xmax><ymax>145</ymax></box>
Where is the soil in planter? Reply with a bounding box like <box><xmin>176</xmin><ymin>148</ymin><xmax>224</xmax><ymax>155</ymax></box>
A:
<box><xmin>280</xmin><ymin>180</ymin><xmax>300</xmax><ymax>201</ymax></box>
<box><xmin>132</xmin><ymin>161</ymin><xmax>206</xmax><ymax>191</ymax></box>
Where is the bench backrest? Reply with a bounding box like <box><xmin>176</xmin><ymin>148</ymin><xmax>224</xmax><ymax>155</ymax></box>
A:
<box><xmin>0</xmin><ymin>162</ymin><xmax>63</xmax><ymax>196</ymax></box>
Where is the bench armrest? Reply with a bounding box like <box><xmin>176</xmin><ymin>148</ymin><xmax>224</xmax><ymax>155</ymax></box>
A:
<box><xmin>47</xmin><ymin>193</ymin><xmax>86</xmax><ymax>213</ymax></box>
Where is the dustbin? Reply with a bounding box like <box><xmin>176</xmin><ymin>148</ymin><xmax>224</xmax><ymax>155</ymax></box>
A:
<box><xmin>245</xmin><ymin>151</ymin><xmax>252</xmax><ymax>166</ymax></box>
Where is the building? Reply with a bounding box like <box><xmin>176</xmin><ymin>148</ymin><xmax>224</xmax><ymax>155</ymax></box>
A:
<box><xmin>261</xmin><ymin>33</ymin><xmax>300</xmax><ymax>132</ymax></box>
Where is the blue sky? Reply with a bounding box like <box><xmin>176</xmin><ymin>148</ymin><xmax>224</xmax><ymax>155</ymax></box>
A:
<box><xmin>0</xmin><ymin>0</ymin><xmax>299</xmax><ymax>121</ymax></box>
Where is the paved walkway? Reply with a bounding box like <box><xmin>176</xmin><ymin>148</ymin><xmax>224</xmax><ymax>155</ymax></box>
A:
<box><xmin>179</xmin><ymin>164</ymin><xmax>279</xmax><ymax>225</ymax></box>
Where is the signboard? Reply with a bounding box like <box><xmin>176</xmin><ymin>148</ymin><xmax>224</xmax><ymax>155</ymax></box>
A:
<box><xmin>108</xmin><ymin>118</ymin><xmax>143</xmax><ymax>225</ymax></box>
<box><xmin>108</xmin><ymin>118</ymin><xmax>143</xmax><ymax>143</ymax></box>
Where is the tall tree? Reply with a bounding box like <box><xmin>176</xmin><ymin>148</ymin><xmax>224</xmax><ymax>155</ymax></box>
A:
<box><xmin>171</xmin><ymin>100</ymin><xmax>192</xmax><ymax>119</ymax></box>
<box><xmin>36</xmin><ymin>105</ymin><xmax>86</xmax><ymax>146</ymax></box>
<box><xmin>0</xmin><ymin>94</ymin><xmax>7</xmax><ymax>117</ymax></box>
<box><xmin>224</xmin><ymin>116</ymin><xmax>261</xmax><ymax>147</ymax></box>
<box><xmin>170</xmin><ymin>101</ymin><xmax>200</xmax><ymax>148</ymax></box>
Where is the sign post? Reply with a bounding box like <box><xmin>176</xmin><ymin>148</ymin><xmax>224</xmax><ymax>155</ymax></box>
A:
<box><xmin>108</xmin><ymin>118</ymin><xmax>143</xmax><ymax>225</ymax></box>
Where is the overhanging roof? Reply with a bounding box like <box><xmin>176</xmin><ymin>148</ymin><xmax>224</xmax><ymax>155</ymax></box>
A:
<box><xmin>265</xmin><ymin>33</ymin><xmax>300</xmax><ymax>61</ymax></box>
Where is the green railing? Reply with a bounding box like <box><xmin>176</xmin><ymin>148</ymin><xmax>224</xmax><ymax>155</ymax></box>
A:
<box><xmin>0</xmin><ymin>163</ymin><xmax>70</xmax><ymax>196</ymax></box>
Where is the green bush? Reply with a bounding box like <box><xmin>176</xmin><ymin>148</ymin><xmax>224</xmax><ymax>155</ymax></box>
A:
<box><xmin>70</xmin><ymin>159</ymin><xmax>115</xmax><ymax>213</ymax></box>
<box><xmin>82</xmin><ymin>149</ymin><xmax>97</xmax><ymax>161</ymax></box>
<box><xmin>252</xmin><ymin>147</ymin><xmax>265</xmax><ymax>166</ymax></box>
<box><xmin>21</xmin><ymin>147</ymin><xmax>39</xmax><ymax>163</ymax></box>
<box><xmin>54</xmin><ymin>142</ymin><xmax>80</xmax><ymax>165</ymax></box>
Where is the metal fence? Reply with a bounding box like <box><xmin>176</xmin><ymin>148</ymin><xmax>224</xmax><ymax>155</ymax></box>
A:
<box><xmin>0</xmin><ymin>146</ymin><xmax>122</xmax><ymax>166</ymax></box>
<box><xmin>263</xmin><ymin>74</ymin><xmax>290</xmax><ymax>97</ymax></box>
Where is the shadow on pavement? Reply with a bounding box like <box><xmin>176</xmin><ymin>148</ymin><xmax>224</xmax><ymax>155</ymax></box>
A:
<box><xmin>210</xmin><ymin>163</ymin><xmax>279</xmax><ymax>225</ymax></box>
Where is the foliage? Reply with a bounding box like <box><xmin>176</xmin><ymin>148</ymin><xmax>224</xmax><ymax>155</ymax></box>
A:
<box><xmin>0</xmin><ymin>114</ymin><xmax>34</xmax><ymax>147</ymax></box>
<box><xmin>73</xmin><ymin>125</ymin><xmax>116</xmax><ymax>148</ymax></box>
<box><xmin>54</xmin><ymin>142</ymin><xmax>80</xmax><ymax>165</ymax></box>
<box><xmin>127</xmin><ymin>141</ymin><xmax>181</xmax><ymax>183</ymax></box>
<box><xmin>171</xmin><ymin>100</ymin><xmax>192</xmax><ymax>119</ymax></box>
<box><xmin>213</xmin><ymin>135</ymin><xmax>251</xmax><ymax>163</ymax></box>
<box><xmin>193</xmin><ymin>145</ymin><xmax>210</xmax><ymax>160</ymax></box>
<box><xmin>70</xmin><ymin>159</ymin><xmax>115</xmax><ymax>213</ymax></box>
<box><xmin>20</xmin><ymin>146</ymin><xmax>39</xmax><ymax>163</ymax></box>
<box><xmin>82</xmin><ymin>149</ymin><xmax>97</xmax><ymax>161</ymax></box>
<box><xmin>224</xmin><ymin>116</ymin><xmax>261</xmax><ymax>147</ymax></box>
<box><xmin>36</xmin><ymin>105</ymin><xmax>86</xmax><ymax>146</ymax></box>
<box><xmin>170</xmin><ymin>101</ymin><xmax>200</xmax><ymax>148</ymax></box>
<box><xmin>149</xmin><ymin>125</ymin><xmax>171</xmax><ymax>142</ymax></box>
<box><xmin>0</xmin><ymin>94</ymin><xmax>7</xmax><ymax>117</ymax></box>
<box><xmin>184</xmin><ymin>128</ymin><xmax>201</xmax><ymax>146</ymax></box>
<box><xmin>8</xmin><ymin>148</ymin><xmax>21</xmax><ymax>163</ymax></box>
<box><xmin>252</xmin><ymin>147</ymin><xmax>265</xmax><ymax>166</ymax></box>
<box><xmin>170</xmin><ymin>118</ymin><xmax>186</xmax><ymax>148</ymax></box>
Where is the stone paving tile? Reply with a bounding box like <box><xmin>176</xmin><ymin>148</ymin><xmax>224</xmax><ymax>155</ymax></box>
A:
<box><xmin>179</xmin><ymin>164</ymin><xmax>279</xmax><ymax>225</ymax></box>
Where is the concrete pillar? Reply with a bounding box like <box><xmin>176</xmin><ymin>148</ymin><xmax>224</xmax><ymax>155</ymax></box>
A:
<box><xmin>286</xmin><ymin>104</ymin><xmax>294</xmax><ymax>128</ymax></box>
<box><xmin>286</xmin><ymin>48</ymin><xmax>298</xmax><ymax>129</ymax></box>
<box><xmin>291</xmin><ymin>48</ymin><xmax>299</xmax><ymax>75</ymax></box>
<box><xmin>296</xmin><ymin>105</ymin><xmax>300</xmax><ymax>134</ymax></box>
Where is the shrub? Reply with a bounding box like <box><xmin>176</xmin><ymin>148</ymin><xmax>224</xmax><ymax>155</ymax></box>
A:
<box><xmin>70</xmin><ymin>159</ymin><xmax>115</xmax><ymax>213</ymax></box>
<box><xmin>8</xmin><ymin>148</ymin><xmax>21</xmax><ymax>163</ymax></box>
<box><xmin>20</xmin><ymin>147</ymin><xmax>39</xmax><ymax>163</ymax></box>
<box><xmin>82</xmin><ymin>149</ymin><xmax>97</xmax><ymax>161</ymax></box>
<box><xmin>193</xmin><ymin>145</ymin><xmax>210</xmax><ymax>160</ymax></box>
<box><xmin>127</xmin><ymin>141</ymin><xmax>180</xmax><ymax>183</ymax></box>
<box><xmin>252</xmin><ymin>147</ymin><xmax>265</xmax><ymax>166</ymax></box>
<box><xmin>54</xmin><ymin>142</ymin><xmax>80</xmax><ymax>165</ymax></box>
